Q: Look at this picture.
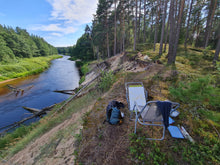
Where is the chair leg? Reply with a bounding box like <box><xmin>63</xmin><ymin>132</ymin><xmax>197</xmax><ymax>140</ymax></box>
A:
<box><xmin>134</xmin><ymin>118</ymin><xmax>138</xmax><ymax>134</ymax></box>
<box><xmin>130</xmin><ymin>111</ymin><xmax>133</xmax><ymax>121</ymax></box>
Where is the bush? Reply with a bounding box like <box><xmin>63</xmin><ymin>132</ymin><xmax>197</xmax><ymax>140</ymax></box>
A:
<box><xmin>98</xmin><ymin>71</ymin><xmax>115</xmax><ymax>92</ymax></box>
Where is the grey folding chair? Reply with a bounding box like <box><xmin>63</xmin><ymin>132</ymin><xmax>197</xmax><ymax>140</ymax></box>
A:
<box><xmin>125</xmin><ymin>82</ymin><xmax>148</xmax><ymax>120</ymax></box>
<box><xmin>133</xmin><ymin>101</ymin><xmax>180</xmax><ymax>140</ymax></box>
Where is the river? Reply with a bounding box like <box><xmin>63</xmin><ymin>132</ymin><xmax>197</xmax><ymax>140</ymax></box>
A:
<box><xmin>0</xmin><ymin>55</ymin><xmax>80</xmax><ymax>131</ymax></box>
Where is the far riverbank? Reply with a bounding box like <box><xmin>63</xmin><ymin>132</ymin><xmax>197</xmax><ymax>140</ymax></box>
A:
<box><xmin>0</xmin><ymin>55</ymin><xmax>62</xmax><ymax>84</ymax></box>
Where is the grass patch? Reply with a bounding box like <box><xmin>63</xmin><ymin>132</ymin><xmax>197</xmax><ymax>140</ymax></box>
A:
<box><xmin>0</xmin><ymin>55</ymin><xmax>61</xmax><ymax>82</ymax></box>
<box><xmin>198</xmin><ymin>109</ymin><xmax>220</xmax><ymax>124</ymax></box>
<box><xmin>169</xmin><ymin>76</ymin><xmax>220</xmax><ymax>110</ymax></box>
<box><xmin>76</xmin><ymin>62</ymin><xmax>90</xmax><ymax>84</ymax></box>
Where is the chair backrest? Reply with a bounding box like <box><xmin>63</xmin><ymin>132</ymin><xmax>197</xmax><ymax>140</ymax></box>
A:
<box><xmin>140</xmin><ymin>102</ymin><xmax>163</xmax><ymax>122</ymax></box>
<box><xmin>126</xmin><ymin>83</ymin><xmax>147</xmax><ymax>111</ymax></box>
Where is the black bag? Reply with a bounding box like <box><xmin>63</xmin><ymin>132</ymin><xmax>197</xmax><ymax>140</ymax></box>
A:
<box><xmin>105</xmin><ymin>100</ymin><xmax>124</xmax><ymax>124</ymax></box>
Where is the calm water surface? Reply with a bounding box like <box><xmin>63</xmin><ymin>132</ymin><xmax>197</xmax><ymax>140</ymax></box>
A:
<box><xmin>0</xmin><ymin>55</ymin><xmax>80</xmax><ymax>130</ymax></box>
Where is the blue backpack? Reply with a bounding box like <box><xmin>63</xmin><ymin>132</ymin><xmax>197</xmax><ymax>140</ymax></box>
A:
<box><xmin>105</xmin><ymin>101</ymin><xmax>124</xmax><ymax>125</ymax></box>
<box><xmin>108</xmin><ymin>107</ymin><xmax>121</xmax><ymax>125</ymax></box>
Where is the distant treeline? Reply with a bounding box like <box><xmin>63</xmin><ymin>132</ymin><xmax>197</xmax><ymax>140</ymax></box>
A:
<box><xmin>57</xmin><ymin>32</ymin><xmax>95</xmax><ymax>62</ymax></box>
<box><xmin>0</xmin><ymin>24</ymin><xmax>58</xmax><ymax>63</ymax></box>
<box><xmin>57</xmin><ymin>47</ymin><xmax>73</xmax><ymax>55</ymax></box>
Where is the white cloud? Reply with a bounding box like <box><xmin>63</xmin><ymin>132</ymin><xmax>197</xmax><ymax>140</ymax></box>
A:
<box><xmin>29</xmin><ymin>0</ymin><xmax>98</xmax><ymax>47</ymax></box>
<box><xmin>29</xmin><ymin>23</ymin><xmax>77</xmax><ymax>34</ymax></box>
<box><xmin>50</xmin><ymin>32</ymin><xmax>63</xmax><ymax>37</ymax></box>
<box><xmin>47</xmin><ymin>0</ymin><xmax>98</xmax><ymax>24</ymax></box>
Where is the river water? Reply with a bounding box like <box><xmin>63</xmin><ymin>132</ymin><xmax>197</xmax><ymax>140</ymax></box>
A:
<box><xmin>0</xmin><ymin>55</ymin><xmax>80</xmax><ymax>131</ymax></box>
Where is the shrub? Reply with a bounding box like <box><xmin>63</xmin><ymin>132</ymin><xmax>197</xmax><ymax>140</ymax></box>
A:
<box><xmin>98</xmin><ymin>71</ymin><xmax>115</xmax><ymax>92</ymax></box>
<box><xmin>81</xmin><ymin>63</ymin><xmax>89</xmax><ymax>75</ymax></box>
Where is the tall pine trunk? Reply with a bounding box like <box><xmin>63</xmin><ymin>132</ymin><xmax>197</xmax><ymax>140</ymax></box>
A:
<box><xmin>213</xmin><ymin>36</ymin><xmax>220</xmax><ymax>65</ymax></box>
<box><xmin>159</xmin><ymin>0</ymin><xmax>168</xmax><ymax>56</ymax></box>
<box><xmin>164</xmin><ymin>17</ymin><xmax>169</xmax><ymax>52</ymax></box>
<box><xmin>106</xmin><ymin>7</ymin><xmax>110</xmax><ymax>58</ymax></box>
<box><xmin>172</xmin><ymin>0</ymin><xmax>185</xmax><ymax>62</ymax></box>
<box><xmin>213</xmin><ymin>23</ymin><xmax>220</xmax><ymax>65</ymax></box>
<box><xmin>184</xmin><ymin>0</ymin><xmax>193</xmax><ymax>49</ymax></box>
<box><xmin>143</xmin><ymin>0</ymin><xmax>146</xmax><ymax>42</ymax></box>
<box><xmin>167</xmin><ymin>0</ymin><xmax>175</xmax><ymax>64</ymax></box>
<box><xmin>114</xmin><ymin>0</ymin><xmax>117</xmax><ymax>55</ymax></box>
<box><xmin>138</xmin><ymin>0</ymin><xmax>142</xmax><ymax>42</ymax></box>
<box><xmin>122</xmin><ymin>0</ymin><xmax>125</xmax><ymax>52</ymax></box>
<box><xmin>133</xmin><ymin>0</ymin><xmax>138</xmax><ymax>51</ymax></box>
<box><xmin>153</xmin><ymin>0</ymin><xmax>160</xmax><ymax>51</ymax></box>
<box><xmin>204</xmin><ymin>0</ymin><xmax>217</xmax><ymax>48</ymax></box>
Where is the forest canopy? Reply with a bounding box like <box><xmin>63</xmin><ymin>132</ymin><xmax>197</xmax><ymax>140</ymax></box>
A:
<box><xmin>70</xmin><ymin>0</ymin><xmax>219</xmax><ymax>64</ymax></box>
<box><xmin>0</xmin><ymin>24</ymin><xmax>58</xmax><ymax>63</ymax></box>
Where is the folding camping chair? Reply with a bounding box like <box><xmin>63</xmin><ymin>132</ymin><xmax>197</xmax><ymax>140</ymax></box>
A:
<box><xmin>125</xmin><ymin>82</ymin><xmax>148</xmax><ymax>120</ymax></box>
<box><xmin>133</xmin><ymin>100</ymin><xmax>180</xmax><ymax>140</ymax></box>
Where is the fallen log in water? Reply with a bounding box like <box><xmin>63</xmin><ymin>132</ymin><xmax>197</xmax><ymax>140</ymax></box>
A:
<box><xmin>7</xmin><ymin>84</ymin><xmax>24</xmax><ymax>93</ymax></box>
<box><xmin>22</xmin><ymin>107</ymin><xmax>41</xmax><ymax>114</ymax></box>
<box><xmin>0</xmin><ymin>104</ymin><xmax>56</xmax><ymax>136</ymax></box>
<box><xmin>23</xmin><ymin>104</ymin><xmax>55</xmax><ymax>114</ymax></box>
<box><xmin>53</xmin><ymin>89</ymin><xmax>76</xmax><ymax>95</ymax></box>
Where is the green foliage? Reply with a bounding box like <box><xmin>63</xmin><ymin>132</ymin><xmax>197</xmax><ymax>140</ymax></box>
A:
<box><xmin>136</xmin><ymin>43</ymin><xmax>154</xmax><ymax>51</ymax></box>
<box><xmin>180</xmin><ymin>142</ymin><xmax>220</xmax><ymax>164</ymax></box>
<box><xmin>198</xmin><ymin>109</ymin><xmax>220</xmax><ymax>123</ymax></box>
<box><xmin>0</xmin><ymin>124</ymin><xmax>37</xmax><ymax>152</ymax></box>
<box><xmin>98</xmin><ymin>71</ymin><xmax>115</xmax><ymax>91</ymax></box>
<box><xmin>0</xmin><ymin>24</ymin><xmax>57</xmax><ymax>62</ymax></box>
<box><xmin>0</xmin><ymin>55</ymin><xmax>60</xmax><ymax>81</ymax></box>
<box><xmin>76</xmin><ymin>62</ymin><xmax>89</xmax><ymax>84</ymax></box>
<box><xmin>129</xmin><ymin>133</ymin><xmax>167</xmax><ymax>164</ymax></box>
<box><xmin>57</xmin><ymin>46</ymin><xmax>73</xmax><ymax>55</ymax></box>
<box><xmin>169</xmin><ymin>76</ymin><xmax>220</xmax><ymax>109</ymax></box>
<box><xmin>82</xmin><ymin>111</ymin><xmax>91</xmax><ymax>126</ymax></box>
<box><xmin>71</xmin><ymin>33</ymin><xmax>94</xmax><ymax>61</ymax></box>
<box><xmin>80</xmin><ymin>63</ymin><xmax>89</xmax><ymax>75</ymax></box>
<box><xmin>0</xmin><ymin>35</ymin><xmax>15</xmax><ymax>63</ymax></box>
<box><xmin>79</xmin><ymin>76</ymin><xmax>85</xmax><ymax>84</ymax></box>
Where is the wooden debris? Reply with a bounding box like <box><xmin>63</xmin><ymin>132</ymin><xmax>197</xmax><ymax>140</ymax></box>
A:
<box><xmin>54</xmin><ymin>89</ymin><xmax>76</xmax><ymax>95</ymax></box>
<box><xmin>7</xmin><ymin>84</ymin><xmax>24</xmax><ymax>93</ymax></box>
<box><xmin>0</xmin><ymin>104</ymin><xmax>56</xmax><ymax>136</ymax></box>
<box><xmin>22</xmin><ymin>107</ymin><xmax>41</xmax><ymax>114</ymax></box>
<box><xmin>23</xmin><ymin>104</ymin><xmax>55</xmax><ymax>114</ymax></box>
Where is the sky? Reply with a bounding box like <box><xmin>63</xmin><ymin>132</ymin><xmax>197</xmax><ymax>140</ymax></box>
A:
<box><xmin>0</xmin><ymin>0</ymin><xmax>98</xmax><ymax>47</ymax></box>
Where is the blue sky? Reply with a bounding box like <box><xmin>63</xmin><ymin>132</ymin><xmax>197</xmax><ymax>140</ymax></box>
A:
<box><xmin>0</xmin><ymin>0</ymin><xmax>98</xmax><ymax>47</ymax></box>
